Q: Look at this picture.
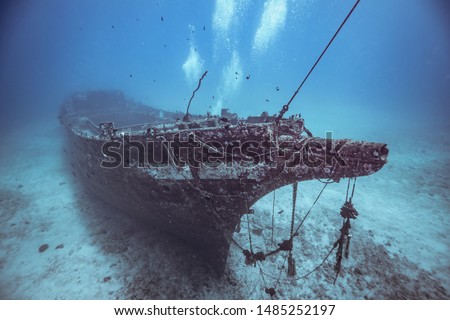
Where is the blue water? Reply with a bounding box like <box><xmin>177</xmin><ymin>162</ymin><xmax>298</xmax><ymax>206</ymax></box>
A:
<box><xmin>1</xmin><ymin>0</ymin><xmax>449</xmax><ymax>129</ymax></box>
<box><xmin>0</xmin><ymin>0</ymin><xmax>449</xmax><ymax>299</ymax></box>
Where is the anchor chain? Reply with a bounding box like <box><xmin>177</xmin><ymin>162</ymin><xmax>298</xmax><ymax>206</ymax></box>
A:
<box><xmin>288</xmin><ymin>183</ymin><xmax>298</xmax><ymax>277</ymax></box>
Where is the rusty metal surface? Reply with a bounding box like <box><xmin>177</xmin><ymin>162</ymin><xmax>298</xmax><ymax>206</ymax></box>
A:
<box><xmin>59</xmin><ymin>90</ymin><xmax>388</xmax><ymax>275</ymax></box>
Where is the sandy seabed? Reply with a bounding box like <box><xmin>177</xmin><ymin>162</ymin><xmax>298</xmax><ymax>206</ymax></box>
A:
<box><xmin>0</xmin><ymin>116</ymin><xmax>448</xmax><ymax>299</ymax></box>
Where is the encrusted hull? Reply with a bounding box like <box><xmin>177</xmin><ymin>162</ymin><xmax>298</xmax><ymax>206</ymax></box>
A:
<box><xmin>60</xmin><ymin>90</ymin><xmax>388</xmax><ymax>275</ymax></box>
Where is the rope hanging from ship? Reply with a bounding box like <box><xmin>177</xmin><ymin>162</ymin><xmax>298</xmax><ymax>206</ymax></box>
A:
<box><xmin>233</xmin><ymin>181</ymin><xmax>327</xmax><ymax>296</ymax></box>
<box><xmin>233</xmin><ymin>177</ymin><xmax>360</xmax><ymax>298</ymax></box>
<box><xmin>234</xmin><ymin>0</ymin><xmax>363</xmax><ymax>298</ymax></box>
<box><xmin>171</xmin><ymin>0</ymin><xmax>362</xmax><ymax>298</ymax></box>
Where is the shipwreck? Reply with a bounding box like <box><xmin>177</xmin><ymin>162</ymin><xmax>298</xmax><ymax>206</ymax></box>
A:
<box><xmin>59</xmin><ymin>0</ymin><xmax>388</xmax><ymax>294</ymax></box>
<box><xmin>59</xmin><ymin>89</ymin><xmax>388</xmax><ymax>276</ymax></box>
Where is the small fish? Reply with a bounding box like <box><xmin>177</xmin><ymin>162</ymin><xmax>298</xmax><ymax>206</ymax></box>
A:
<box><xmin>203</xmin><ymin>25</ymin><xmax>206</xmax><ymax>31</ymax></box>
<box><xmin>265</xmin><ymin>99</ymin><xmax>270</xmax><ymax>102</ymax></box>
<box><xmin>278</xmin><ymin>210</ymin><xmax>284</xmax><ymax>214</ymax></box>
<box><xmin>160</xmin><ymin>16</ymin><xmax>164</xmax><ymax>22</ymax></box>
<box><xmin>129</xmin><ymin>74</ymin><xmax>133</xmax><ymax>78</ymax></box>
<box><xmin>246</xmin><ymin>74</ymin><xmax>250</xmax><ymax>80</ymax></box>
<box><xmin>276</xmin><ymin>86</ymin><xmax>280</xmax><ymax>91</ymax></box>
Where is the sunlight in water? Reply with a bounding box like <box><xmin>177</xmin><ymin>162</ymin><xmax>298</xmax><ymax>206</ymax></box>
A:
<box><xmin>182</xmin><ymin>45</ymin><xmax>204</xmax><ymax>85</ymax></box>
<box><xmin>253</xmin><ymin>0</ymin><xmax>287</xmax><ymax>56</ymax></box>
<box><xmin>221</xmin><ymin>50</ymin><xmax>243</xmax><ymax>98</ymax></box>
<box><xmin>211</xmin><ymin>50</ymin><xmax>243</xmax><ymax>115</ymax></box>
<box><xmin>212</xmin><ymin>0</ymin><xmax>235</xmax><ymax>39</ymax></box>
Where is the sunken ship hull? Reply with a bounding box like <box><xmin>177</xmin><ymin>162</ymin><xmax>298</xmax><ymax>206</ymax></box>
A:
<box><xmin>60</xmin><ymin>90</ymin><xmax>388</xmax><ymax>275</ymax></box>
